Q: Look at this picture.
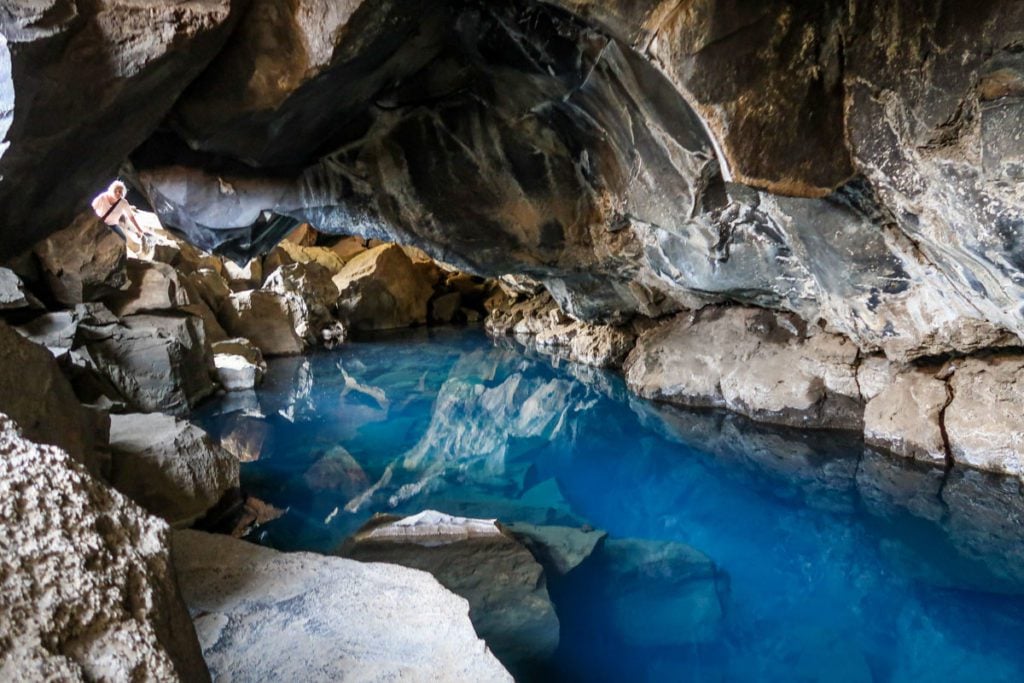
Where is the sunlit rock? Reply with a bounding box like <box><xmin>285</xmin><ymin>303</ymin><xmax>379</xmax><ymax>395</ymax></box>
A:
<box><xmin>946</xmin><ymin>356</ymin><xmax>1024</xmax><ymax>478</ymax></box>
<box><xmin>105</xmin><ymin>259</ymin><xmax>192</xmax><ymax>316</ymax></box>
<box><xmin>223</xmin><ymin>257</ymin><xmax>263</xmax><ymax>292</ymax></box>
<box><xmin>261</xmin><ymin>261</ymin><xmax>340</xmax><ymax>343</ymax></box>
<box><xmin>212</xmin><ymin>337</ymin><xmax>266</xmax><ymax>391</ymax></box>
<box><xmin>0</xmin><ymin>414</ymin><xmax>209</xmax><ymax>681</ymax></box>
<box><xmin>864</xmin><ymin>369</ymin><xmax>950</xmax><ymax>465</ymax></box>
<box><xmin>33</xmin><ymin>212</ymin><xmax>127</xmax><ymax>305</ymax></box>
<box><xmin>108</xmin><ymin>413</ymin><xmax>239</xmax><ymax>527</ymax></box>
<box><xmin>0</xmin><ymin>267</ymin><xmax>41</xmax><ymax>311</ymax></box>
<box><xmin>339</xmin><ymin>510</ymin><xmax>559</xmax><ymax>674</ymax></box>
<box><xmin>334</xmin><ymin>244</ymin><xmax>435</xmax><ymax>331</ymax></box>
<box><xmin>219</xmin><ymin>290</ymin><xmax>305</xmax><ymax>356</ymax></box>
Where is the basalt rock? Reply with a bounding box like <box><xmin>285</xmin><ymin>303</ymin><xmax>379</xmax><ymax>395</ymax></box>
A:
<box><xmin>33</xmin><ymin>212</ymin><xmax>128</xmax><ymax>306</ymax></box>
<box><xmin>108</xmin><ymin>413</ymin><xmax>239</xmax><ymax>527</ymax></box>
<box><xmin>333</xmin><ymin>244</ymin><xmax>435</xmax><ymax>331</ymax></box>
<box><xmin>0</xmin><ymin>414</ymin><xmax>209</xmax><ymax>681</ymax></box>
<box><xmin>0</xmin><ymin>0</ymin><xmax>238</xmax><ymax>255</ymax></box>
<box><xmin>105</xmin><ymin>258</ymin><xmax>192</xmax><ymax>316</ymax></box>
<box><xmin>219</xmin><ymin>289</ymin><xmax>305</xmax><ymax>356</ymax></box>
<box><xmin>212</xmin><ymin>337</ymin><xmax>266</xmax><ymax>391</ymax></box>
<box><xmin>172</xmin><ymin>529</ymin><xmax>511</xmax><ymax>682</ymax></box>
<box><xmin>339</xmin><ymin>510</ymin><xmax>560</xmax><ymax>674</ymax></box>
<box><xmin>0</xmin><ymin>267</ymin><xmax>42</xmax><ymax>311</ymax></box>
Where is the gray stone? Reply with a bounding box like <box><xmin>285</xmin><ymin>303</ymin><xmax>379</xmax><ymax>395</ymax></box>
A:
<box><xmin>212</xmin><ymin>337</ymin><xmax>266</xmax><ymax>391</ymax></box>
<box><xmin>171</xmin><ymin>529</ymin><xmax>511</xmax><ymax>682</ymax></box>
<box><xmin>0</xmin><ymin>414</ymin><xmax>209</xmax><ymax>681</ymax></box>
<box><xmin>340</xmin><ymin>510</ymin><xmax>559</xmax><ymax>673</ymax></box>
<box><xmin>219</xmin><ymin>289</ymin><xmax>305</xmax><ymax>356</ymax></box>
<box><xmin>105</xmin><ymin>258</ymin><xmax>192</xmax><ymax>316</ymax></box>
<box><xmin>946</xmin><ymin>356</ymin><xmax>1024</xmax><ymax>479</ymax></box>
<box><xmin>0</xmin><ymin>267</ymin><xmax>41</xmax><ymax>310</ymax></box>
<box><xmin>108</xmin><ymin>413</ymin><xmax>239</xmax><ymax>527</ymax></box>
<box><xmin>506</xmin><ymin>523</ymin><xmax>606</xmax><ymax>577</ymax></box>
<box><xmin>261</xmin><ymin>261</ymin><xmax>340</xmax><ymax>343</ymax></box>
<box><xmin>864</xmin><ymin>369</ymin><xmax>949</xmax><ymax>465</ymax></box>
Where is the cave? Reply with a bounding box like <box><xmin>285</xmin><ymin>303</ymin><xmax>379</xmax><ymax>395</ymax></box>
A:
<box><xmin>3</xmin><ymin>0</ymin><xmax>1024</xmax><ymax>680</ymax></box>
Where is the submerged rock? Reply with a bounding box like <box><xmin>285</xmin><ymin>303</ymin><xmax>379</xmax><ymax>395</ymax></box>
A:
<box><xmin>506</xmin><ymin>522</ymin><xmax>607</xmax><ymax>577</ymax></box>
<box><xmin>172</xmin><ymin>529</ymin><xmax>511</xmax><ymax>682</ymax></box>
<box><xmin>302</xmin><ymin>445</ymin><xmax>369</xmax><ymax>500</ymax></box>
<box><xmin>339</xmin><ymin>510</ymin><xmax>560</xmax><ymax>673</ymax></box>
<box><xmin>107</xmin><ymin>413</ymin><xmax>239</xmax><ymax>527</ymax></box>
<box><xmin>0</xmin><ymin>414</ymin><xmax>209</xmax><ymax>681</ymax></box>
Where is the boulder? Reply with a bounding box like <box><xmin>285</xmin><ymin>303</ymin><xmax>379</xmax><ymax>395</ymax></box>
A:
<box><xmin>593</xmin><ymin>538</ymin><xmax>726</xmax><ymax>647</ymax></box>
<box><xmin>219</xmin><ymin>290</ymin><xmax>305</xmax><ymax>356</ymax></box>
<box><xmin>107</xmin><ymin>413</ymin><xmax>239</xmax><ymax>527</ymax></box>
<box><xmin>302</xmin><ymin>446</ymin><xmax>369</xmax><ymax>499</ymax></box>
<box><xmin>212</xmin><ymin>338</ymin><xmax>266</xmax><ymax>391</ymax></box>
<box><xmin>945</xmin><ymin>356</ymin><xmax>1024</xmax><ymax>478</ymax></box>
<box><xmin>506</xmin><ymin>523</ymin><xmax>607</xmax><ymax>577</ymax></box>
<box><xmin>79</xmin><ymin>313</ymin><xmax>216</xmax><ymax>415</ymax></box>
<box><xmin>0</xmin><ymin>414</ymin><xmax>209</xmax><ymax>681</ymax></box>
<box><xmin>105</xmin><ymin>259</ymin><xmax>191</xmax><ymax>316</ymax></box>
<box><xmin>277</xmin><ymin>242</ymin><xmax>346</xmax><ymax>274</ymax></box>
<box><xmin>261</xmin><ymin>245</ymin><xmax>295</xmax><ymax>276</ymax></box>
<box><xmin>180</xmin><ymin>300</ymin><xmax>230</xmax><ymax>344</ymax></box>
<box><xmin>333</xmin><ymin>244</ymin><xmax>435</xmax><ymax>331</ymax></box>
<box><xmin>223</xmin><ymin>257</ymin><xmax>263</xmax><ymax>291</ymax></box>
<box><xmin>863</xmin><ymin>369</ymin><xmax>950</xmax><ymax>465</ymax></box>
<box><xmin>329</xmin><ymin>236</ymin><xmax>368</xmax><ymax>262</ymax></box>
<box><xmin>624</xmin><ymin>307</ymin><xmax>863</xmax><ymax>430</ymax></box>
<box><xmin>340</xmin><ymin>510</ymin><xmax>559</xmax><ymax>673</ymax></box>
<box><xmin>430</xmin><ymin>291</ymin><xmax>462</xmax><ymax>324</ymax></box>
<box><xmin>33</xmin><ymin>212</ymin><xmax>128</xmax><ymax>305</ymax></box>
<box><xmin>0</xmin><ymin>320</ymin><xmax>102</xmax><ymax>473</ymax></box>
<box><xmin>262</xmin><ymin>261</ymin><xmax>340</xmax><ymax>342</ymax></box>
<box><xmin>0</xmin><ymin>267</ymin><xmax>42</xmax><ymax>311</ymax></box>
<box><xmin>185</xmin><ymin>268</ymin><xmax>232</xmax><ymax>311</ymax></box>
<box><xmin>171</xmin><ymin>529</ymin><xmax>511</xmax><ymax>682</ymax></box>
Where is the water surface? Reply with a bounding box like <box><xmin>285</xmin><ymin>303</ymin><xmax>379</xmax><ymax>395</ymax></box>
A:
<box><xmin>196</xmin><ymin>328</ymin><xmax>1024</xmax><ymax>682</ymax></box>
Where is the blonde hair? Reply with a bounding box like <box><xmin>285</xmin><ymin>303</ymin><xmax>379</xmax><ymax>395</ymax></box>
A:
<box><xmin>108</xmin><ymin>180</ymin><xmax>127</xmax><ymax>195</ymax></box>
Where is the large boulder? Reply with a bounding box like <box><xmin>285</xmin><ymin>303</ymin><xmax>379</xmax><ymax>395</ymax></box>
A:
<box><xmin>863</xmin><ymin>369</ymin><xmax>950</xmax><ymax>465</ymax></box>
<box><xmin>219</xmin><ymin>289</ymin><xmax>305</xmax><ymax>356</ymax></box>
<box><xmin>33</xmin><ymin>212</ymin><xmax>128</xmax><ymax>305</ymax></box>
<box><xmin>171</xmin><ymin>529</ymin><xmax>511</xmax><ymax>682</ymax></box>
<box><xmin>0</xmin><ymin>414</ymin><xmax>209</xmax><ymax>681</ymax></box>
<box><xmin>945</xmin><ymin>356</ymin><xmax>1024</xmax><ymax>478</ymax></box>
<box><xmin>78</xmin><ymin>313</ymin><xmax>216</xmax><ymax>414</ymax></box>
<box><xmin>0</xmin><ymin>320</ymin><xmax>102</xmax><ymax>473</ymax></box>
<box><xmin>0</xmin><ymin>0</ymin><xmax>238</xmax><ymax>257</ymax></box>
<box><xmin>261</xmin><ymin>261</ymin><xmax>340</xmax><ymax>342</ymax></box>
<box><xmin>105</xmin><ymin>258</ymin><xmax>192</xmax><ymax>316</ymax></box>
<box><xmin>624</xmin><ymin>306</ymin><xmax>863</xmax><ymax>430</ymax></box>
<box><xmin>108</xmin><ymin>413</ymin><xmax>239</xmax><ymax>527</ymax></box>
<box><xmin>339</xmin><ymin>510</ymin><xmax>559</xmax><ymax>673</ymax></box>
<box><xmin>333</xmin><ymin>244</ymin><xmax>435</xmax><ymax>331</ymax></box>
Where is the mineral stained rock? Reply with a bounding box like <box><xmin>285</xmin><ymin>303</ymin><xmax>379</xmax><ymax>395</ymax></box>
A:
<box><xmin>0</xmin><ymin>414</ymin><xmax>209</xmax><ymax>682</ymax></box>
<box><xmin>172</xmin><ymin>529</ymin><xmax>511</xmax><ymax>682</ymax></box>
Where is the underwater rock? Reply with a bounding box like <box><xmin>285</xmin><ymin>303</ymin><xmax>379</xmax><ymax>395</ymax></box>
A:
<box><xmin>172</xmin><ymin>529</ymin><xmax>510</xmax><ymax>682</ymax></box>
<box><xmin>212</xmin><ymin>338</ymin><xmax>267</xmax><ymax>391</ymax></box>
<box><xmin>506</xmin><ymin>523</ymin><xmax>607</xmax><ymax>577</ymax></box>
<box><xmin>33</xmin><ymin>212</ymin><xmax>128</xmax><ymax>306</ymax></box>
<box><xmin>108</xmin><ymin>413</ymin><xmax>239</xmax><ymax>527</ymax></box>
<box><xmin>0</xmin><ymin>414</ymin><xmax>209</xmax><ymax>681</ymax></box>
<box><xmin>625</xmin><ymin>306</ymin><xmax>862</xmax><ymax>430</ymax></box>
<box><xmin>339</xmin><ymin>510</ymin><xmax>560</xmax><ymax>673</ymax></box>
<box><xmin>302</xmin><ymin>445</ymin><xmax>370</xmax><ymax>500</ymax></box>
<box><xmin>333</xmin><ymin>244</ymin><xmax>435</xmax><ymax>331</ymax></box>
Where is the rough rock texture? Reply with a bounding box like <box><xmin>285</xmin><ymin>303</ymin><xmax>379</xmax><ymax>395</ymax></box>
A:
<box><xmin>340</xmin><ymin>510</ymin><xmax>560</xmax><ymax>673</ymax></box>
<box><xmin>262</xmin><ymin>261</ymin><xmax>340</xmax><ymax>342</ymax></box>
<box><xmin>108</xmin><ymin>413</ymin><xmax>239</xmax><ymax>527</ymax></box>
<box><xmin>172</xmin><ymin>529</ymin><xmax>511</xmax><ymax>682</ymax></box>
<box><xmin>0</xmin><ymin>414</ymin><xmax>209</xmax><ymax>681</ymax></box>
<box><xmin>0</xmin><ymin>0</ymin><xmax>238</xmax><ymax>255</ymax></box>
<box><xmin>0</xmin><ymin>267</ymin><xmax>41</xmax><ymax>310</ymax></box>
<box><xmin>33</xmin><ymin>212</ymin><xmax>128</xmax><ymax>306</ymax></box>
<box><xmin>219</xmin><ymin>289</ymin><xmax>305</xmax><ymax>356</ymax></box>
<box><xmin>864</xmin><ymin>369</ymin><xmax>950</xmax><ymax>465</ymax></box>
<box><xmin>946</xmin><ymin>357</ymin><xmax>1024</xmax><ymax>478</ymax></box>
<box><xmin>106</xmin><ymin>258</ymin><xmax>192</xmax><ymax>316</ymax></box>
<box><xmin>212</xmin><ymin>337</ymin><xmax>266</xmax><ymax>391</ymax></box>
<box><xmin>624</xmin><ymin>306</ymin><xmax>863</xmax><ymax>430</ymax></box>
<box><xmin>0</xmin><ymin>320</ymin><xmax>101</xmax><ymax>473</ymax></box>
<box><xmin>79</xmin><ymin>313</ymin><xmax>217</xmax><ymax>414</ymax></box>
<box><xmin>333</xmin><ymin>244</ymin><xmax>435</xmax><ymax>331</ymax></box>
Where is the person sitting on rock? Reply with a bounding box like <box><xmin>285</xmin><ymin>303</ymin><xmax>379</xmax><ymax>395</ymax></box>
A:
<box><xmin>92</xmin><ymin>180</ymin><xmax>147</xmax><ymax>247</ymax></box>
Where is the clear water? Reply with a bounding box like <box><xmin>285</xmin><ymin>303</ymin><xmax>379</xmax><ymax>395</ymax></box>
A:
<box><xmin>195</xmin><ymin>327</ymin><xmax>1024</xmax><ymax>682</ymax></box>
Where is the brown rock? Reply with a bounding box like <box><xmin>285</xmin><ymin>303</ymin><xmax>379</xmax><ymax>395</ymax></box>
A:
<box><xmin>333</xmin><ymin>244</ymin><xmax>435</xmax><ymax>331</ymax></box>
<box><xmin>34</xmin><ymin>212</ymin><xmax>128</xmax><ymax>305</ymax></box>
<box><xmin>863</xmin><ymin>369</ymin><xmax>949</xmax><ymax>465</ymax></box>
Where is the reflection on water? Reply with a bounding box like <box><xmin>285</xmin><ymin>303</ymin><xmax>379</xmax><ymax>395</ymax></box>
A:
<box><xmin>195</xmin><ymin>327</ymin><xmax>1024</xmax><ymax>682</ymax></box>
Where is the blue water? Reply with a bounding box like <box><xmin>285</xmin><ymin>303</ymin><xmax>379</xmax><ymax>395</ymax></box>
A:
<box><xmin>196</xmin><ymin>327</ymin><xmax>1024</xmax><ymax>682</ymax></box>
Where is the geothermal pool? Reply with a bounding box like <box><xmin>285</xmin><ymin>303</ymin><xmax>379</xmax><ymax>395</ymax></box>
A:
<box><xmin>197</xmin><ymin>328</ymin><xmax>1024</xmax><ymax>682</ymax></box>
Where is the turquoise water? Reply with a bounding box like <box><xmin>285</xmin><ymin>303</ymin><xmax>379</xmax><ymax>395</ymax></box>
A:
<box><xmin>196</xmin><ymin>328</ymin><xmax>1024</xmax><ymax>682</ymax></box>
